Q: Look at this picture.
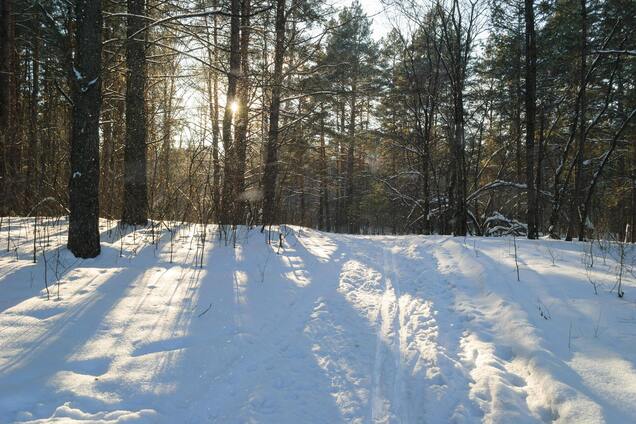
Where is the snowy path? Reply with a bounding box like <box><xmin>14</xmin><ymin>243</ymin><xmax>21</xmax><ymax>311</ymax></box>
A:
<box><xmin>0</xmin><ymin>219</ymin><xmax>635</xmax><ymax>423</ymax></box>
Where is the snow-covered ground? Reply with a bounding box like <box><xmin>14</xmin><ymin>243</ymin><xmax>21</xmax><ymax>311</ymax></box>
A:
<box><xmin>1</xmin><ymin>218</ymin><xmax>635</xmax><ymax>423</ymax></box>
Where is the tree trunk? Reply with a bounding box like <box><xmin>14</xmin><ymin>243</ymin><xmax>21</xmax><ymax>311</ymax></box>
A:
<box><xmin>122</xmin><ymin>0</ymin><xmax>148</xmax><ymax>225</ymax></box>
<box><xmin>220</xmin><ymin>0</ymin><xmax>241</xmax><ymax>224</ymax></box>
<box><xmin>232</xmin><ymin>0</ymin><xmax>251</xmax><ymax>221</ymax></box>
<box><xmin>160</xmin><ymin>72</ymin><xmax>174</xmax><ymax>202</ymax></box>
<box><xmin>525</xmin><ymin>0</ymin><xmax>538</xmax><ymax>239</ymax></box>
<box><xmin>318</xmin><ymin>110</ymin><xmax>328</xmax><ymax>230</ymax></box>
<box><xmin>26</xmin><ymin>14</ymin><xmax>40</xmax><ymax>211</ymax></box>
<box><xmin>632</xmin><ymin>111</ymin><xmax>636</xmax><ymax>243</ymax></box>
<box><xmin>346</xmin><ymin>76</ymin><xmax>357</xmax><ymax>233</ymax></box>
<box><xmin>536</xmin><ymin>106</ymin><xmax>545</xmax><ymax>230</ymax></box>
<box><xmin>0</xmin><ymin>0</ymin><xmax>15</xmax><ymax>215</ymax></box>
<box><xmin>514</xmin><ymin>11</ymin><xmax>523</xmax><ymax>183</ymax></box>
<box><xmin>209</xmin><ymin>5</ymin><xmax>221</xmax><ymax>220</ymax></box>
<box><xmin>102</xmin><ymin>109</ymin><xmax>115</xmax><ymax>216</ymax></box>
<box><xmin>570</xmin><ymin>0</ymin><xmax>587</xmax><ymax>240</ymax></box>
<box><xmin>262</xmin><ymin>0</ymin><xmax>286</xmax><ymax>226</ymax></box>
<box><xmin>67</xmin><ymin>0</ymin><xmax>103</xmax><ymax>258</ymax></box>
<box><xmin>452</xmin><ymin>88</ymin><xmax>467</xmax><ymax>236</ymax></box>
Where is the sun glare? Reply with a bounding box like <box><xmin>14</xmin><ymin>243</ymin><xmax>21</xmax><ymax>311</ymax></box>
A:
<box><xmin>230</xmin><ymin>100</ymin><xmax>239</xmax><ymax>114</ymax></box>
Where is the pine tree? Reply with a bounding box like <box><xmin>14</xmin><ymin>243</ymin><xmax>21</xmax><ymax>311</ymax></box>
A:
<box><xmin>122</xmin><ymin>0</ymin><xmax>149</xmax><ymax>226</ymax></box>
<box><xmin>67</xmin><ymin>0</ymin><xmax>103</xmax><ymax>258</ymax></box>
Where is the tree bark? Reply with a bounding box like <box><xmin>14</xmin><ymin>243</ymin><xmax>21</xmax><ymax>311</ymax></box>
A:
<box><xmin>0</xmin><ymin>0</ymin><xmax>15</xmax><ymax>215</ymax></box>
<box><xmin>318</xmin><ymin>109</ymin><xmax>328</xmax><ymax>230</ymax></box>
<box><xmin>262</xmin><ymin>0</ymin><xmax>286</xmax><ymax>226</ymax></box>
<box><xmin>569</xmin><ymin>0</ymin><xmax>587</xmax><ymax>240</ymax></box>
<box><xmin>232</xmin><ymin>0</ymin><xmax>251</xmax><ymax>221</ymax></box>
<box><xmin>514</xmin><ymin>11</ymin><xmax>523</xmax><ymax>183</ymax></box>
<box><xmin>452</xmin><ymin>89</ymin><xmax>467</xmax><ymax>236</ymax></box>
<box><xmin>220</xmin><ymin>0</ymin><xmax>241</xmax><ymax>224</ymax></box>
<box><xmin>67</xmin><ymin>0</ymin><xmax>103</xmax><ymax>258</ymax></box>
<box><xmin>122</xmin><ymin>0</ymin><xmax>148</xmax><ymax>225</ymax></box>
<box><xmin>346</xmin><ymin>74</ymin><xmax>357</xmax><ymax>233</ymax></box>
<box><xmin>536</xmin><ymin>106</ymin><xmax>545</xmax><ymax>230</ymax></box>
<box><xmin>207</xmin><ymin>5</ymin><xmax>221</xmax><ymax>220</ymax></box>
<box><xmin>525</xmin><ymin>0</ymin><xmax>538</xmax><ymax>239</ymax></box>
<box><xmin>26</xmin><ymin>13</ymin><xmax>40</xmax><ymax>211</ymax></box>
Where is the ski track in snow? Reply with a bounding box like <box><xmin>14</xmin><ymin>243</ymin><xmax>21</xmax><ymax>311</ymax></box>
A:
<box><xmin>0</xmin><ymin>218</ymin><xmax>635</xmax><ymax>423</ymax></box>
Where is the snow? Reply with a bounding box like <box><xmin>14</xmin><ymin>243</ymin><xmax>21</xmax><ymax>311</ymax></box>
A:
<box><xmin>72</xmin><ymin>66</ymin><xmax>83</xmax><ymax>81</ymax></box>
<box><xmin>0</xmin><ymin>218</ymin><xmax>635</xmax><ymax>423</ymax></box>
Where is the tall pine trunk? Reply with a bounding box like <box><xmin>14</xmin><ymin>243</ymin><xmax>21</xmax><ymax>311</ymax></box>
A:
<box><xmin>346</xmin><ymin>75</ymin><xmax>357</xmax><ymax>233</ymax></box>
<box><xmin>0</xmin><ymin>0</ymin><xmax>15</xmax><ymax>215</ymax></box>
<box><xmin>451</xmin><ymin>87</ymin><xmax>467</xmax><ymax>236</ymax></box>
<box><xmin>525</xmin><ymin>0</ymin><xmax>538</xmax><ymax>239</ymax></box>
<box><xmin>232</xmin><ymin>0</ymin><xmax>251</xmax><ymax>221</ymax></box>
<box><xmin>571</xmin><ymin>0</ymin><xmax>587</xmax><ymax>241</ymax></box>
<box><xmin>26</xmin><ymin>13</ymin><xmax>40</xmax><ymax>210</ymax></box>
<box><xmin>122</xmin><ymin>0</ymin><xmax>148</xmax><ymax>225</ymax></box>
<box><xmin>220</xmin><ymin>0</ymin><xmax>241</xmax><ymax>224</ymax></box>
<box><xmin>262</xmin><ymin>0</ymin><xmax>286</xmax><ymax>226</ymax></box>
<box><xmin>318</xmin><ymin>109</ymin><xmax>328</xmax><ymax>231</ymax></box>
<box><xmin>206</xmin><ymin>5</ymin><xmax>221</xmax><ymax>220</ymax></box>
<box><xmin>67</xmin><ymin>0</ymin><xmax>103</xmax><ymax>258</ymax></box>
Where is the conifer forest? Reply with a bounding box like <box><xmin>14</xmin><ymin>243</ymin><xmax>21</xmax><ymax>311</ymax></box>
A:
<box><xmin>0</xmin><ymin>0</ymin><xmax>635</xmax><ymax>422</ymax></box>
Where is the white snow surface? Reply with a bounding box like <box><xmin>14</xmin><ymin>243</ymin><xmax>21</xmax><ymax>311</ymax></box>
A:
<box><xmin>1</xmin><ymin>218</ymin><xmax>635</xmax><ymax>423</ymax></box>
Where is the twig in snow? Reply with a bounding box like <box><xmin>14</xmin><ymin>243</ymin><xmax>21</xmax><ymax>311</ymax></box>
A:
<box><xmin>513</xmin><ymin>235</ymin><xmax>520</xmax><ymax>281</ymax></box>
<box><xmin>197</xmin><ymin>303</ymin><xmax>213</xmax><ymax>317</ymax></box>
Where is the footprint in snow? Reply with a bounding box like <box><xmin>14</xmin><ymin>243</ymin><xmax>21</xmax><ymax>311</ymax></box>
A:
<box><xmin>66</xmin><ymin>357</ymin><xmax>111</xmax><ymax>377</ymax></box>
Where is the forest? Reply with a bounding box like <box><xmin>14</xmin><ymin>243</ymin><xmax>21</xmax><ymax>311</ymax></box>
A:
<box><xmin>0</xmin><ymin>0</ymin><xmax>634</xmax><ymax>259</ymax></box>
<box><xmin>1</xmin><ymin>1</ymin><xmax>636</xmax><ymax>422</ymax></box>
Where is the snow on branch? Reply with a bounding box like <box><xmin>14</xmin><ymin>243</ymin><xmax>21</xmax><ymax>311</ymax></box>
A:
<box><xmin>593</xmin><ymin>49</ymin><xmax>636</xmax><ymax>56</ymax></box>
<box><xmin>468</xmin><ymin>179</ymin><xmax>553</xmax><ymax>202</ymax></box>
<box><xmin>484</xmin><ymin>212</ymin><xmax>528</xmax><ymax>237</ymax></box>
<box><xmin>467</xmin><ymin>180</ymin><xmax>527</xmax><ymax>202</ymax></box>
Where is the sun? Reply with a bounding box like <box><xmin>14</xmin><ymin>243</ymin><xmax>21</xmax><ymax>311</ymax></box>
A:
<box><xmin>230</xmin><ymin>100</ymin><xmax>239</xmax><ymax>114</ymax></box>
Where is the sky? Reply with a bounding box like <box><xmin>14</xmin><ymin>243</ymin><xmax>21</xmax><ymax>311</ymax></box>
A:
<box><xmin>176</xmin><ymin>0</ymin><xmax>396</xmax><ymax>145</ymax></box>
<box><xmin>336</xmin><ymin>0</ymin><xmax>394</xmax><ymax>39</ymax></box>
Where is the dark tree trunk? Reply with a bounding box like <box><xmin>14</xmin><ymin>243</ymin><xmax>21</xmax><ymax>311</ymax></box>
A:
<box><xmin>525</xmin><ymin>0</ymin><xmax>538</xmax><ymax>239</ymax></box>
<box><xmin>536</xmin><ymin>106</ymin><xmax>545</xmax><ymax>230</ymax></box>
<box><xmin>566</xmin><ymin>0</ymin><xmax>587</xmax><ymax>240</ymax></box>
<box><xmin>232</xmin><ymin>0</ymin><xmax>251</xmax><ymax>221</ymax></box>
<box><xmin>571</xmin><ymin>0</ymin><xmax>587</xmax><ymax>241</ymax></box>
<box><xmin>67</xmin><ymin>0</ymin><xmax>103</xmax><ymax>258</ymax></box>
<box><xmin>0</xmin><ymin>0</ymin><xmax>15</xmax><ymax>215</ymax></box>
<box><xmin>318</xmin><ymin>110</ymin><xmax>328</xmax><ymax>230</ymax></box>
<box><xmin>452</xmin><ymin>89</ymin><xmax>467</xmax><ymax>236</ymax></box>
<box><xmin>122</xmin><ymin>0</ymin><xmax>148</xmax><ymax>225</ymax></box>
<box><xmin>101</xmin><ymin>103</ymin><xmax>114</xmax><ymax>217</ymax></box>
<box><xmin>346</xmin><ymin>76</ymin><xmax>357</xmax><ymax>233</ymax></box>
<box><xmin>632</xmin><ymin>112</ymin><xmax>636</xmax><ymax>243</ymax></box>
<box><xmin>208</xmin><ymin>4</ymin><xmax>221</xmax><ymax>220</ymax></box>
<box><xmin>220</xmin><ymin>0</ymin><xmax>241</xmax><ymax>224</ymax></box>
<box><xmin>160</xmin><ymin>73</ymin><xmax>174</xmax><ymax>198</ymax></box>
<box><xmin>26</xmin><ymin>13</ymin><xmax>40</xmax><ymax>211</ymax></box>
<box><xmin>514</xmin><ymin>12</ymin><xmax>523</xmax><ymax>183</ymax></box>
<box><xmin>262</xmin><ymin>0</ymin><xmax>286</xmax><ymax>226</ymax></box>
